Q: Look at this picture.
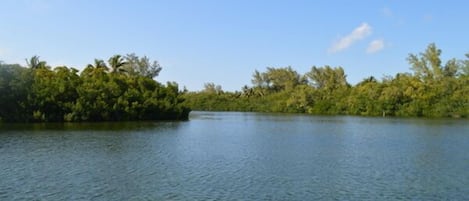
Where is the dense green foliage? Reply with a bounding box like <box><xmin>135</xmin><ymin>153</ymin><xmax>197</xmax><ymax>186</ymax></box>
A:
<box><xmin>0</xmin><ymin>55</ymin><xmax>189</xmax><ymax>122</ymax></box>
<box><xmin>185</xmin><ymin>44</ymin><xmax>469</xmax><ymax>118</ymax></box>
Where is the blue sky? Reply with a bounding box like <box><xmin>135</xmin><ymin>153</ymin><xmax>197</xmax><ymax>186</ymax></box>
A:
<box><xmin>1</xmin><ymin>0</ymin><xmax>468</xmax><ymax>91</ymax></box>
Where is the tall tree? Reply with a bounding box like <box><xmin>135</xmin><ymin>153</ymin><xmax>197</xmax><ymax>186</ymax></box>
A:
<box><xmin>306</xmin><ymin>66</ymin><xmax>348</xmax><ymax>90</ymax></box>
<box><xmin>87</xmin><ymin>59</ymin><xmax>108</xmax><ymax>71</ymax></box>
<box><xmin>264</xmin><ymin>66</ymin><xmax>302</xmax><ymax>91</ymax></box>
<box><xmin>108</xmin><ymin>55</ymin><xmax>128</xmax><ymax>74</ymax></box>
<box><xmin>26</xmin><ymin>55</ymin><xmax>47</xmax><ymax>69</ymax></box>
<box><xmin>203</xmin><ymin>82</ymin><xmax>223</xmax><ymax>94</ymax></box>
<box><xmin>124</xmin><ymin>53</ymin><xmax>162</xmax><ymax>78</ymax></box>
<box><xmin>407</xmin><ymin>43</ymin><xmax>444</xmax><ymax>81</ymax></box>
<box><xmin>461</xmin><ymin>53</ymin><xmax>469</xmax><ymax>76</ymax></box>
<box><xmin>251</xmin><ymin>70</ymin><xmax>270</xmax><ymax>88</ymax></box>
<box><xmin>443</xmin><ymin>58</ymin><xmax>459</xmax><ymax>77</ymax></box>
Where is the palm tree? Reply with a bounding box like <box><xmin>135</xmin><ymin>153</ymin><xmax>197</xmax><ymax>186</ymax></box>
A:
<box><xmin>87</xmin><ymin>59</ymin><xmax>108</xmax><ymax>71</ymax></box>
<box><xmin>108</xmin><ymin>55</ymin><xmax>128</xmax><ymax>74</ymax></box>
<box><xmin>82</xmin><ymin>59</ymin><xmax>109</xmax><ymax>77</ymax></box>
<box><xmin>241</xmin><ymin>85</ymin><xmax>253</xmax><ymax>97</ymax></box>
<box><xmin>26</xmin><ymin>55</ymin><xmax>47</xmax><ymax>69</ymax></box>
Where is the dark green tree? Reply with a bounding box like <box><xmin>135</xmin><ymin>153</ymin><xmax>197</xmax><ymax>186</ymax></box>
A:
<box><xmin>108</xmin><ymin>54</ymin><xmax>128</xmax><ymax>74</ymax></box>
<box><xmin>26</xmin><ymin>55</ymin><xmax>48</xmax><ymax>69</ymax></box>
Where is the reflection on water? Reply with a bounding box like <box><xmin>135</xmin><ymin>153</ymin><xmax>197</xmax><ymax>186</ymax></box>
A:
<box><xmin>0</xmin><ymin>121</ymin><xmax>183</xmax><ymax>131</ymax></box>
<box><xmin>0</xmin><ymin>112</ymin><xmax>468</xmax><ymax>200</ymax></box>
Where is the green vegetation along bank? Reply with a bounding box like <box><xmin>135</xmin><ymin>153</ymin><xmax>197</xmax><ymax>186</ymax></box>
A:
<box><xmin>0</xmin><ymin>54</ymin><xmax>190</xmax><ymax>122</ymax></box>
<box><xmin>184</xmin><ymin>44</ymin><xmax>469</xmax><ymax>118</ymax></box>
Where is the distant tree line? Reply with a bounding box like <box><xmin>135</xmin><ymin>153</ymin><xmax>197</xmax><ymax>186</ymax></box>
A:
<box><xmin>0</xmin><ymin>54</ymin><xmax>190</xmax><ymax>122</ymax></box>
<box><xmin>184</xmin><ymin>44</ymin><xmax>469</xmax><ymax>118</ymax></box>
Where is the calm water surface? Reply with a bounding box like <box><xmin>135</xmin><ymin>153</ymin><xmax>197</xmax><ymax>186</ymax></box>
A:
<box><xmin>0</xmin><ymin>112</ymin><xmax>468</xmax><ymax>200</ymax></box>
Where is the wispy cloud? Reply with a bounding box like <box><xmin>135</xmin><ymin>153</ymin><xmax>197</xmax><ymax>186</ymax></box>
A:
<box><xmin>328</xmin><ymin>23</ymin><xmax>372</xmax><ymax>53</ymax></box>
<box><xmin>366</xmin><ymin>39</ymin><xmax>385</xmax><ymax>54</ymax></box>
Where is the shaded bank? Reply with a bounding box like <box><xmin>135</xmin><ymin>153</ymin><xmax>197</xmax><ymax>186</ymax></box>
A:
<box><xmin>0</xmin><ymin>55</ymin><xmax>190</xmax><ymax>122</ymax></box>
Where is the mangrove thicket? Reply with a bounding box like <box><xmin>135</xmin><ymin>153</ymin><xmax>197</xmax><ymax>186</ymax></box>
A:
<box><xmin>0</xmin><ymin>54</ymin><xmax>190</xmax><ymax>122</ymax></box>
<box><xmin>184</xmin><ymin>44</ymin><xmax>469</xmax><ymax>118</ymax></box>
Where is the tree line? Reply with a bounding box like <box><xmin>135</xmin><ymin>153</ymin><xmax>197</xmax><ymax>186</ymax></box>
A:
<box><xmin>0</xmin><ymin>54</ymin><xmax>190</xmax><ymax>122</ymax></box>
<box><xmin>184</xmin><ymin>44</ymin><xmax>469</xmax><ymax>118</ymax></box>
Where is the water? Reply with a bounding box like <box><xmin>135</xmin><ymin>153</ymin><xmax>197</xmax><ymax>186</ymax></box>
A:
<box><xmin>0</xmin><ymin>112</ymin><xmax>468</xmax><ymax>200</ymax></box>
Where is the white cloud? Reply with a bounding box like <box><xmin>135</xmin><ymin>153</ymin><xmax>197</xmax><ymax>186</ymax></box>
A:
<box><xmin>328</xmin><ymin>23</ymin><xmax>372</xmax><ymax>53</ymax></box>
<box><xmin>366</xmin><ymin>39</ymin><xmax>385</xmax><ymax>53</ymax></box>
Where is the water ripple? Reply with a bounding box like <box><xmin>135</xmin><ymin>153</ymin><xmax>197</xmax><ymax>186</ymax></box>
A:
<box><xmin>0</xmin><ymin>113</ymin><xmax>468</xmax><ymax>200</ymax></box>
